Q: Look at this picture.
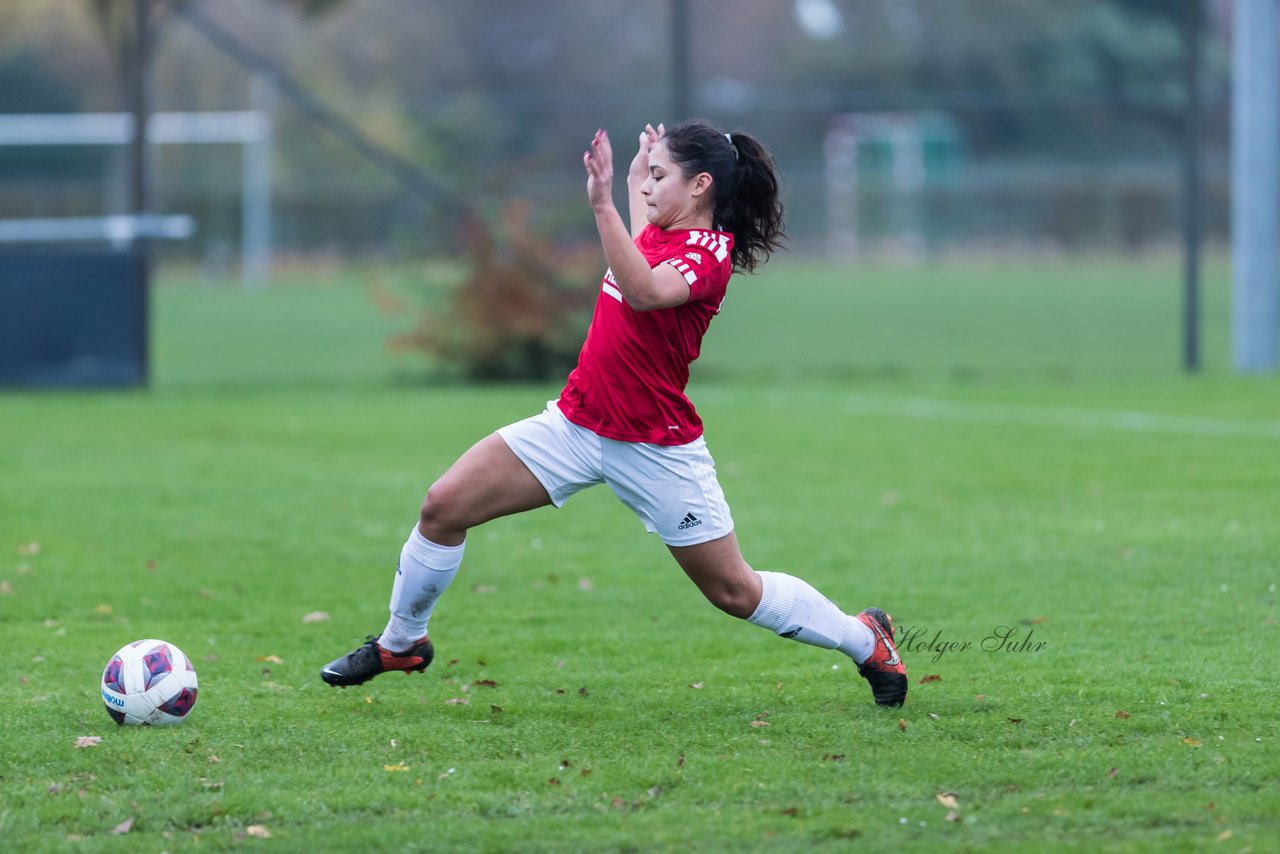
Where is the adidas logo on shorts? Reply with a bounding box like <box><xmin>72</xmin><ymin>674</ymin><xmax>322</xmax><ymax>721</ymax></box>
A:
<box><xmin>677</xmin><ymin>512</ymin><xmax>702</xmax><ymax>530</ymax></box>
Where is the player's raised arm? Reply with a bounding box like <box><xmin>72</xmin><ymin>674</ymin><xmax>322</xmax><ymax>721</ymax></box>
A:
<box><xmin>627</xmin><ymin>123</ymin><xmax>664</xmax><ymax>238</ymax></box>
<box><xmin>584</xmin><ymin>128</ymin><xmax>690</xmax><ymax>311</ymax></box>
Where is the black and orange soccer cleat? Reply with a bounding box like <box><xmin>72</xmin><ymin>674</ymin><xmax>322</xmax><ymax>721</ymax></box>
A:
<box><xmin>320</xmin><ymin>634</ymin><xmax>434</xmax><ymax>687</ymax></box>
<box><xmin>855</xmin><ymin>608</ymin><xmax>907</xmax><ymax>707</ymax></box>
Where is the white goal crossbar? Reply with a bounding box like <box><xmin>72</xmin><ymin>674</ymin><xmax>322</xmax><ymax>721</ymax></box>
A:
<box><xmin>0</xmin><ymin>111</ymin><xmax>268</xmax><ymax>146</ymax></box>
<box><xmin>0</xmin><ymin>110</ymin><xmax>272</xmax><ymax>284</ymax></box>
<box><xmin>0</xmin><ymin>214</ymin><xmax>195</xmax><ymax>248</ymax></box>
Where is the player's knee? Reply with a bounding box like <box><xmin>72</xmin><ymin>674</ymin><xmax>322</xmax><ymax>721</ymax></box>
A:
<box><xmin>418</xmin><ymin>480</ymin><xmax>466</xmax><ymax>540</ymax></box>
<box><xmin>702</xmin><ymin>583</ymin><xmax>756</xmax><ymax>620</ymax></box>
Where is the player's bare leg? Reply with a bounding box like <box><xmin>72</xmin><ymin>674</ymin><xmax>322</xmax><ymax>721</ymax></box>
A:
<box><xmin>416</xmin><ymin>432</ymin><xmax>553</xmax><ymax>545</ymax></box>
<box><xmin>321</xmin><ymin>434</ymin><xmax>551</xmax><ymax>687</ymax></box>
<box><xmin>667</xmin><ymin>532</ymin><xmax>762</xmax><ymax>618</ymax></box>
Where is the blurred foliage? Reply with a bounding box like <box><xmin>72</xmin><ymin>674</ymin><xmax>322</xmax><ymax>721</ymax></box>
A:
<box><xmin>380</xmin><ymin>200</ymin><xmax>598</xmax><ymax>381</ymax></box>
<box><xmin>0</xmin><ymin>0</ymin><xmax>1230</xmax><ymax>254</ymax></box>
<box><xmin>775</xmin><ymin>0</ymin><xmax>1213</xmax><ymax>157</ymax></box>
<box><xmin>3</xmin><ymin>1</ymin><xmax>1228</xmax><ymax>171</ymax></box>
<box><xmin>3</xmin><ymin>1</ymin><xmax>1229</xmax><ymax>160</ymax></box>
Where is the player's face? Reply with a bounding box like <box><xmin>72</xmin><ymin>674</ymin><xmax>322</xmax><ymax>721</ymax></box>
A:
<box><xmin>642</xmin><ymin>142</ymin><xmax>709</xmax><ymax>229</ymax></box>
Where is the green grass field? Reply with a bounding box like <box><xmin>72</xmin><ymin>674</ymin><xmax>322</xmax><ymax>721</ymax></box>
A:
<box><xmin>2</xmin><ymin>253</ymin><xmax>1277</xmax><ymax>852</ymax></box>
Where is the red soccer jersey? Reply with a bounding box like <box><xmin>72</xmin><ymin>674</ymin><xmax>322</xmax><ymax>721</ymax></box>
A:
<box><xmin>557</xmin><ymin>225</ymin><xmax>735</xmax><ymax>445</ymax></box>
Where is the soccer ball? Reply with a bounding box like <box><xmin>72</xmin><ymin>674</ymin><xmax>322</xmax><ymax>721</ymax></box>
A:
<box><xmin>101</xmin><ymin>639</ymin><xmax>199</xmax><ymax>726</ymax></box>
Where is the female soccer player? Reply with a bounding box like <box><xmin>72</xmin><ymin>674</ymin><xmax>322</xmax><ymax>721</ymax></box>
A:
<box><xmin>321</xmin><ymin>121</ymin><xmax>907</xmax><ymax>707</ymax></box>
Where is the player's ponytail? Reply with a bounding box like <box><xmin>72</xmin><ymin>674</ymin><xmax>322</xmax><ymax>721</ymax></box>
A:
<box><xmin>663</xmin><ymin>119</ymin><xmax>786</xmax><ymax>273</ymax></box>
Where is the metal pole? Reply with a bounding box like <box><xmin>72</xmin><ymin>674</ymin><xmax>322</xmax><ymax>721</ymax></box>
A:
<box><xmin>1181</xmin><ymin>0</ymin><xmax>1201</xmax><ymax>373</ymax></box>
<box><xmin>129</xmin><ymin>0</ymin><xmax>150</xmax><ymax>220</ymax></box>
<box><xmin>671</xmin><ymin>0</ymin><xmax>690</xmax><ymax>121</ymax></box>
<box><xmin>243</xmin><ymin>71</ymin><xmax>274</xmax><ymax>288</ymax></box>
<box><xmin>130</xmin><ymin>0</ymin><xmax>152</xmax><ymax>386</ymax></box>
<box><xmin>1231</xmin><ymin>0</ymin><xmax>1280</xmax><ymax>372</ymax></box>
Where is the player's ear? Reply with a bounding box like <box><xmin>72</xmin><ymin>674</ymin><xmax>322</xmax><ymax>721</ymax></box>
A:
<box><xmin>690</xmin><ymin>172</ymin><xmax>713</xmax><ymax>198</ymax></box>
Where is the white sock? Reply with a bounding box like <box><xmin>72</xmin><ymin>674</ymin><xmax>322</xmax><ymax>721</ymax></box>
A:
<box><xmin>747</xmin><ymin>571</ymin><xmax>875</xmax><ymax>663</ymax></box>
<box><xmin>380</xmin><ymin>527</ymin><xmax>464</xmax><ymax>652</ymax></box>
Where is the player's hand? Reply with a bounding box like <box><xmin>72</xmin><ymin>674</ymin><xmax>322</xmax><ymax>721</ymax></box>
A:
<box><xmin>627</xmin><ymin>122</ymin><xmax>665</xmax><ymax>187</ymax></box>
<box><xmin>584</xmin><ymin>128</ymin><xmax>615</xmax><ymax>211</ymax></box>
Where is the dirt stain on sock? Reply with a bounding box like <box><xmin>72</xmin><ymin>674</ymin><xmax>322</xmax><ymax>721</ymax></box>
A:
<box><xmin>409</xmin><ymin>585</ymin><xmax>439</xmax><ymax>618</ymax></box>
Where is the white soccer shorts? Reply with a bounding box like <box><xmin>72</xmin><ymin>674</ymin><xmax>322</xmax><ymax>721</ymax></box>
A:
<box><xmin>496</xmin><ymin>401</ymin><xmax>734</xmax><ymax>547</ymax></box>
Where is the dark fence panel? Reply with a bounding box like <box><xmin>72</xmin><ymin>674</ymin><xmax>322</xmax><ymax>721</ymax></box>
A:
<box><xmin>0</xmin><ymin>251</ymin><xmax>147</xmax><ymax>387</ymax></box>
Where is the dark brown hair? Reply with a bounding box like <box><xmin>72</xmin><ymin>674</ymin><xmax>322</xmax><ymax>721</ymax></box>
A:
<box><xmin>663</xmin><ymin>119</ymin><xmax>786</xmax><ymax>274</ymax></box>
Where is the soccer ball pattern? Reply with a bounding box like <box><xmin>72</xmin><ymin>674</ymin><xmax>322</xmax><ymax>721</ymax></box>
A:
<box><xmin>101</xmin><ymin>639</ymin><xmax>199</xmax><ymax>726</ymax></box>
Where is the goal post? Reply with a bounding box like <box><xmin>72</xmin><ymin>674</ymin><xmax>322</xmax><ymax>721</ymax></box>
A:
<box><xmin>824</xmin><ymin>112</ymin><xmax>961</xmax><ymax>261</ymax></box>
<box><xmin>0</xmin><ymin>107</ymin><xmax>272</xmax><ymax>286</ymax></box>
